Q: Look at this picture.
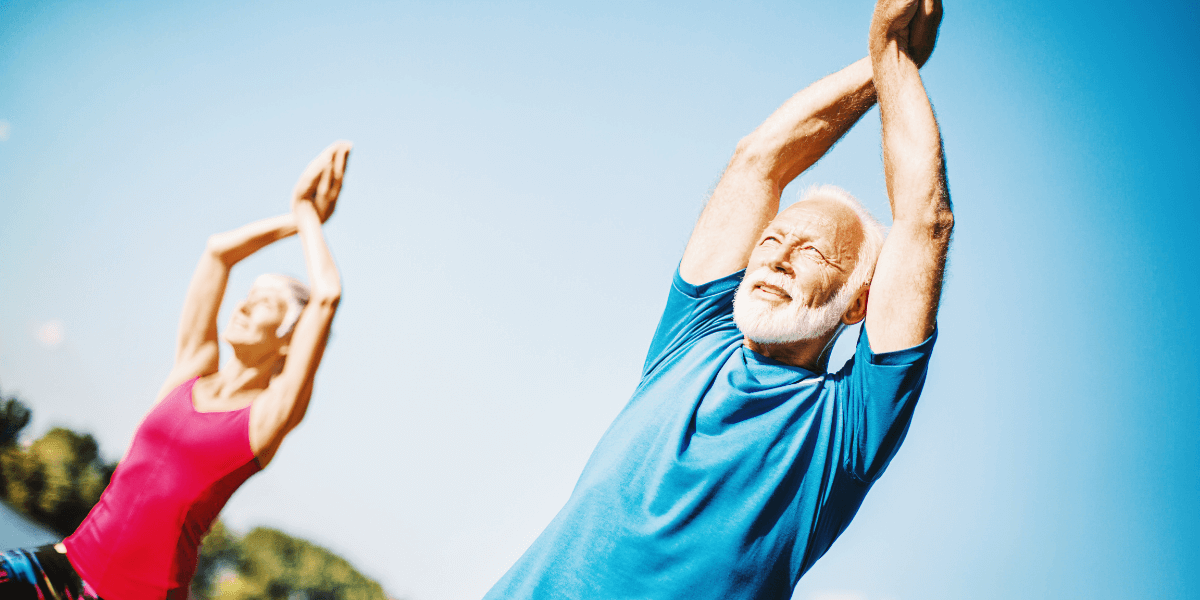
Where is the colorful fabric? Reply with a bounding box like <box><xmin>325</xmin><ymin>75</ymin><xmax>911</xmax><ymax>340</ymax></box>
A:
<box><xmin>484</xmin><ymin>268</ymin><xmax>937</xmax><ymax>599</ymax></box>
<box><xmin>0</xmin><ymin>546</ymin><xmax>103</xmax><ymax>600</ymax></box>
<box><xmin>64</xmin><ymin>377</ymin><xmax>260</xmax><ymax>600</ymax></box>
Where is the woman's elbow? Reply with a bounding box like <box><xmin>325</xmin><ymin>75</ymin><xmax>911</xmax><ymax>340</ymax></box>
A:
<box><xmin>311</xmin><ymin>285</ymin><xmax>342</xmax><ymax>309</ymax></box>
<box><xmin>204</xmin><ymin>235</ymin><xmax>224</xmax><ymax>256</ymax></box>
<box><xmin>205</xmin><ymin>235</ymin><xmax>237</xmax><ymax>265</ymax></box>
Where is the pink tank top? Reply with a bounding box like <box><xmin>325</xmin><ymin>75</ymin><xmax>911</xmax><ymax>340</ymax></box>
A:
<box><xmin>64</xmin><ymin>377</ymin><xmax>261</xmax><ymax>600</ymax></box>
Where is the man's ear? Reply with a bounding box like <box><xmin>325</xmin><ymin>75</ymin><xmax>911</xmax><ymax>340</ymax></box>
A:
<box><xmin>841</xmin><ymin>287</ymin><xmax>869</xmax><ymax>325</ymax></box>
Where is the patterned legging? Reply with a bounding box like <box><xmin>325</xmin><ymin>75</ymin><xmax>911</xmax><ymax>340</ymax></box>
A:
<box><xmin>0</xmin><ymin>546</ymin><xmax>102</xmax><ymax>600</ymax></box>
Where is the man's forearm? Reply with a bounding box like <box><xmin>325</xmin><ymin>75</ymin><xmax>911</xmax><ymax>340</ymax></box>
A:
<box><xmin>870</xmin><ymin>32</ymin><xmax>947</xmax><ymax>223</ymax></box>
<box><xmin>743</xmin><ymin>57</ymin><xmax>877</xmax><ymax>187</ymax></box>
<box><xmin>860</xmin><ymin>3</ymin><xmax>952</xmax><ymax>352</ymax></box>
<box><xmin>680</xmin><ymin>57</ymin><xmax>878</xmax><ymax>284</ymax></box>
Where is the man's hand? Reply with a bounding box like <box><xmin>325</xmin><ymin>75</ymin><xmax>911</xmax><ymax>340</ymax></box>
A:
<box><xmin>871</xmin><ymin>0</ymin><xmax>942</xmax><ymax>68</ymax></box>
<box><xmin>908</xmin><ymin>0</ymin><xmax>943</xmax><ymax>68</ymax></box>
<box><xmin>292</xmin><ymin>141</ymin><xmax>353</xmax><ymax>223</ymax></box>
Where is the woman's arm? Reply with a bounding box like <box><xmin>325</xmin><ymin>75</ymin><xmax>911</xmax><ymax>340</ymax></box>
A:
<box><xmin>158</xmin><ymin>214</ymin><xmax>297</xmax><ymax>401</ymax></box>
<box><xmin>250</xmin><ymin>142</ymin><xmax>350</xmax><ymax>466</ymax></box>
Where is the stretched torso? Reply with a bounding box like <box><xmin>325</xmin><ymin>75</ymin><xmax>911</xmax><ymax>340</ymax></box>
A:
<box><xmin>64</xmin><ymin>377</ymin><xmax>261</xmax><ymax>600</ymax></box>
<box><xmin>484</xmin><ymin>269</ymin><xmax>936</xmax><ymax>600</ymax></box>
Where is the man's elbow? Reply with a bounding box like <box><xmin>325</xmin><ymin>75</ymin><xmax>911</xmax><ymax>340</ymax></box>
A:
<box><xmin>895</xmin><ymin>202</ymin><xmax>954</xmax><ymax>241</ymax></box>
<box><xmin>729</xmin><ymin>134</ymin><xmax>773</xmax><ymax>175</ymax></box>
<box><xmin>729</xmin><ymin>130</ymin><xmax>802</xmax><ymax>184</ymax></box>
<box><xmin>930</xmin><ymin>205</ymin><xmax>954</xmax><ymax>240</ymax></box>
<box><xmin>729</xmin><ymin>125</ymin><xmax>823</xmax><ymax>185</ymax></box>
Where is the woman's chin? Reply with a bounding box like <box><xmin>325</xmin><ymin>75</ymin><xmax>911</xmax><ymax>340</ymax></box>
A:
<box><xmin>223</xmin><ymin>335</ymin><xmax>255</xmax><ymax>351</ymax></box>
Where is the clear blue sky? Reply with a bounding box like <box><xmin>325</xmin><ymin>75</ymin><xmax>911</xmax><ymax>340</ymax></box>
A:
<box><xmin>1</xmin><ymin>1</ymin><xmax>1197</xmax><ymax>599</ymax></box>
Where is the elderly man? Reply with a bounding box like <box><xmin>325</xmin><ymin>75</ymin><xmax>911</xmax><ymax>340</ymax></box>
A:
<box><xmin>484</xmin><ymin>0</ymin><xmax>951</xmax><ymax>598</ymax></box>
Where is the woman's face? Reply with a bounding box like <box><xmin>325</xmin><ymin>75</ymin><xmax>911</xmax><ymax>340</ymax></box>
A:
<box><xmin>222</xmin><ymin>284</ymin><xmax>289</xmax><ymax>353</ymax></box>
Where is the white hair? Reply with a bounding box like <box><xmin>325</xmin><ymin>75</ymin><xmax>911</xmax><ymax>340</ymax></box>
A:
<box><xmin>732</xmin><ymin>185</ymin><xmax>887</xmax><ymax>345</ymax></box>
<box><xmin>734</xmin><ymin>267</ymin><xmax>857</xmax><ymax>343</ymax></box>
<box><xmin>796</xmin><ymin>184</ymin><xmax>887</xmax><ymax>296</ymax></box>
<box><xmin>253</xmin><ymin>274</ymin><xmax>310</xmax><ymax>337</ymax></box>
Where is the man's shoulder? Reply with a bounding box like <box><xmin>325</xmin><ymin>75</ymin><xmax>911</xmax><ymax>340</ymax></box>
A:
<box><xmin>643</xmin><ymin>268</ymin><xmax>745</xmax><ymax>378</ymax></box>
<box><xmin>670</xmin><ymin>267</ymin><xmax>745</xmax><ymax>300</ymax></box>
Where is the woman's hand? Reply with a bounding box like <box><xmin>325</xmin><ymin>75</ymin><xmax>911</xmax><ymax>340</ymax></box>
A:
<box><xmin>255</xmin><ymin>142</ymin><xmax>349</xmax><ymax>467</ymax></box>
<box><xmin>292</xmin><ymin>141</ymin><xmax>353</xmax><ymax>223</ymax></box>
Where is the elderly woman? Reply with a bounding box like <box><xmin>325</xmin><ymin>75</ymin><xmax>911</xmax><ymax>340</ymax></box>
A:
<box><xmin>0</xmin><ymin>142</ymin><xmax>351</xmax><ymax>600</ymax></box>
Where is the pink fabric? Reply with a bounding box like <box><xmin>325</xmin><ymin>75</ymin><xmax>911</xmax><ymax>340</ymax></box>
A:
<box><xmin>64</xmin><ymin>377</ymin><xmax>260</xmax><ymax>600</ymax></box>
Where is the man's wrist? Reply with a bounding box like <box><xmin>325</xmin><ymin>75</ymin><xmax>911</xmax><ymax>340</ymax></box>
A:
<box><xmin>869</xmin><ymin>39</ymin><xmax>900</xmax><ymax>68</ymax></box>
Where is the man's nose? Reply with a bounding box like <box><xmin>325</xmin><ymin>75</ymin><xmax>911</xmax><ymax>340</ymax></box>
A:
<box><xmin>766</xmin><ymin>245</ymin><xmax>793</xmax><ymax>275</ymax></box>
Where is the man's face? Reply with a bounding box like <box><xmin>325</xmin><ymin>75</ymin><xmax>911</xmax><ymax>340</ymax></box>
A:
<box><xmin>733</xmin><ymin>197</ymin><xmax>865</xmax><ymax>344</ymax></box>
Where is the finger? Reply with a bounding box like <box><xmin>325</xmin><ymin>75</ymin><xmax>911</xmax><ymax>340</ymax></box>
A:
<box><xmin>295</xmin><ymin>146</ymin><xmax>336</xmax><ymax>198</ymax></box>
<box><xmin>333</xmin><ymin>146</ymin><xmax>349</xmax><ymax>180</ymax></box>
<box><xmin>912</xmin><ymin>3</ymin><xmax>931</xmax><ymax>38</ymax></box>
<box><xmin>921</xmin><ymin>0</ymin><xmax>942</xmax><ymax>49</ymax></box>
<box><xmin>308</xmin><ymin>146</ymin><xmax>337</xmax><ymax>177</ymax></box>
<box><xmin>295</xmin><ymin>165</ymin><xmax>322</xmax><ymax>199</ymax></box>
<box><xmin>316</xmin><ymin>163</ymin><xmax>333</xmax><ymax>201</ymax></box>
<box><xmin>329</xmin><ymin>148</ymin><xmax>349</xmax><ymax>199</ymax></box>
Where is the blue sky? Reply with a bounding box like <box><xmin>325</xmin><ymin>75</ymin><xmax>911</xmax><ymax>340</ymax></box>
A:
<box><xmin>1</xmin><ymin>1</ymin><xmax>1197</xmax><ymax>599</ymax></box>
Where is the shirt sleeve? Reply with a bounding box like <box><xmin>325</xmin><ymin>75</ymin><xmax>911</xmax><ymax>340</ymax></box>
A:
<box><xmin>833</xmin><ymin>325</ymin><xmax>938</xmax><ymax>483</ymax></box>
<box><xmin>641</xmin><ymin>267</ymin><xmax>744</xmax><ymax>378</ymax></box>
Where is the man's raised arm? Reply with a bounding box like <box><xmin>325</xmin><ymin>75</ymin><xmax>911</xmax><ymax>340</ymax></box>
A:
<box><xmin>679</xmin><ymin>58</ymin><xmax>878</xmax><ymax>285</ymax></box>
<box><xmin>862</xmin><ymin>0</ymin><xmax>952</xmax><ymax>353</ymax></box>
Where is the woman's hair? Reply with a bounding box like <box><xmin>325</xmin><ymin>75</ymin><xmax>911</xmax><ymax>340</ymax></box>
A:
<box><xmin>253</xmin><ymin>274</ymin><xmax>311</xmax><ymax>337</ymax></box>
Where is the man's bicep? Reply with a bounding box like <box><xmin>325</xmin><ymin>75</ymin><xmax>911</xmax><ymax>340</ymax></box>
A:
<box><xmin>862</xmin><ymin>220</ymin><xmax>949</xmax><ymax>353</ymax></box>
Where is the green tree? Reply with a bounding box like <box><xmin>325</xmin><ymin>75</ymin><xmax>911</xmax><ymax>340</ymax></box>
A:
<box><xmin>0</xmin><ymin>426</ymin><xmax>116</xmax><ymax>536</ymax></box>
<box><xmin>194</xmin><ymin>523</ymin><xmax>392</xmax><ymax>600</ymax></box>
<box><xmin>0</xmin><ymin>394</ymin><xmax>32</xmax><ymax>446</ymax></box>
<box><xmin>0</xmin><ymin>387</ymin><xmax>394</xmax><ymax>599</ymax></box>
<box><xmin>0</xmin><ymin>386</ymin><xmax>115</xmax><ymax>537</ymax></box>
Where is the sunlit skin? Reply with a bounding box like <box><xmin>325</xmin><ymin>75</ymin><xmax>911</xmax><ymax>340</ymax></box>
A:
<box><xmin>53</xmin><ymin>143</ymin><xmax>351</xmax><ymax>558</ymax></box>
<box><xmin>155</xmin><ymin>141</ymin><xmax>351</xmax><ymax>468</ymax></box>
<box><xmin>221</xmin><ymin>288</ymin><xmax>290</xmax><ymax>366</ymax></box>
<box><xmin>191</xmin><ymin>285</ymin><xmax>294</xmax><ymax>414</ymax></box>
<box><xmin>742</xmin><ymin>198</ymin><xmax>868</xmax><ymax>369</ymax></box>
<box><xmin>679</xmin><ymin>0</ymin><xmax>948</xmax><ymax>369</ymax></box>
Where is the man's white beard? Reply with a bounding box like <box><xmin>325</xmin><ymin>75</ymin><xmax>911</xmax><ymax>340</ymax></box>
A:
<box><xmin>733</xmin><ymin>268</ymin><xmax>857</xmax><ymax>344</ymax></box>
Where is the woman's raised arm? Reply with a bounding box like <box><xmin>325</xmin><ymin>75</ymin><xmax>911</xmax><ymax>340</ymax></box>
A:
<box><xmin>159</xmin><ymin>214</ymin><xmax>298</xmax><ymax>401</ymax></box>
<box><xmin>250</xmin><ymin>142</ymin><xmax>350</xmax><ymax>466</ymax></box>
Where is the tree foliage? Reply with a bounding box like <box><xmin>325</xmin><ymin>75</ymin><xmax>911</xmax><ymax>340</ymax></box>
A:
<box><xmin>194</xmin><ymin>522</ymin><xmax>392</xmax><ymax>600</ymax></box>
<box><xmin>0</xmin><ymin>390</ymin><xmax>114</xmax><ymax>537</ymax></box>
<box><xmin>0</xmin><ymin>386</ymin><xmax>393</xmax><ymax>600</ymax></box>
<box><xmin>0</xmin><ymin>396</ymin><xmax>32</xmax><ymax>446</ymax></box>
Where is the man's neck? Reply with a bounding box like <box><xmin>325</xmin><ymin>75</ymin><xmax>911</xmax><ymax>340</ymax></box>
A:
<box><xmin>743</xmin><ymin>326</ymin><xmax>843</xmax><ymax>372</ymax></box>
